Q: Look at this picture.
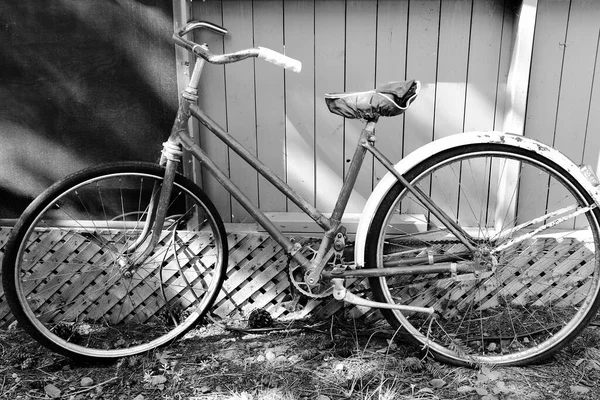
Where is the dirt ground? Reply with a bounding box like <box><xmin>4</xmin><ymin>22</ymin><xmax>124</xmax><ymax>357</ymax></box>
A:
<box><xmin>1</xmin><ymin>315</ymin><xmax>600</xmax><ymax>400</ymax></box>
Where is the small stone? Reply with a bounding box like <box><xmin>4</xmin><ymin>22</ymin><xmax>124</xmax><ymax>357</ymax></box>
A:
<box><xmin>265</xmin><ymin>351</ymin><xmax>276</xmax><ymax>362</ymax></box>
<box><xmin>44</xmin><ymin>384</ymin><xmax>61</xmax><ymax>399</ymax></box>
<box><xmin>199</xmin><ymin>386</ymin><xmax>211</xmax><ymax>393</ymax></box>
<box><xmin>80</xmin><ymin>377</ymin><xmax>94</xmax><ymax>387</ymax></box>
<box><xmin>275</xmin><ymin>355</ymin><xmax>287</xmax><ymax>363</ymax></box>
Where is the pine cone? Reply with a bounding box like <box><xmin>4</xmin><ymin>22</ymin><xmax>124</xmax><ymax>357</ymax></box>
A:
<box><xmin>247</xmin><ymin>309</ymin><xmax>273</xmax><ymax>329</ymax></box>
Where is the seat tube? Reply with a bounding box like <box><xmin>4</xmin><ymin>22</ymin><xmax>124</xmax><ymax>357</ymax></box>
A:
<box><xmin>329</xmin><ymin>120</ymin><xmax>377</xmax><ymax>228</ymax></box>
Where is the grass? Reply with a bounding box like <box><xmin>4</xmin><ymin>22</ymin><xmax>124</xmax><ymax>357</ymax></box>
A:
<box><xmin>1</xmin><ymin>315</ymin><xmax>600</xmax><ymax>399</ymax></box>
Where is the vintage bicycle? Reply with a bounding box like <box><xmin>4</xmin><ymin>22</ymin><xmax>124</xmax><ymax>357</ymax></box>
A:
<box><xmin>3</xmin><ymin>21</ymin><xmax>600</xmax><ymax>367</ymax></box>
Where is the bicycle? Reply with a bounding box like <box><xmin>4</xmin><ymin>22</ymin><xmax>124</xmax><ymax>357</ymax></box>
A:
<box><xmin>3</xmin><ymin>20</ymin><xmax>600</xmax><ymax>367</ymax></box>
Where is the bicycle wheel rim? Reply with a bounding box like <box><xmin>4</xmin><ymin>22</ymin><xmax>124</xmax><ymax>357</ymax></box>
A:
<box><xmin>369</xmin><ymin>145</ymin><xmax>600</xmax><ymax>366</ymax></box>
<box><xmin>6</xmin><ymin>164</ymin><xmax>227</xmax><ymax>361</ymax></box>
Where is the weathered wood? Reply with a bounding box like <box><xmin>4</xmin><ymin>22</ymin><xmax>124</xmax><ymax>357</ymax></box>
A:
<box><xmin>344</xmin><ymin>0</ymin><xmax>378</xmax><ymax>212</ymax></box>
<box><xmin>172</xmin><ymin>0</ymin><xmax>202</xmax><ymax>185</ymax></box>
<box><xmin>284</xmin><ymin>0</ymin><xmax>316</xmax><ymax>212</ymax></box>
<box><xmin>254</xmin><ymin>0</ymin><xmax>287</xmax><ymax>213</ymax></box>
<box><xmin>258</xmin><ymin>212</ymin><xmax>426</xmax><ymax>236</ymax></box>
<box><xmin>222</xmin><ymin>1</ymin><xmax>259</xmax><ymax>223</ymax></box>
<box><xmin>314</xmin><ymin>0</ymin><xmax>345</xmax><ymax>212</ymax></box>
<box><xmin>433</xmin><ymin>0</ymin><xmax>471</xmax><ymax>225</ymax></box>
<box><xmin>550</xmin><ymin>0</ymin><xmax>600</xmax><ymax>230</ymax></box>
<box><xmin>191</xmin><ymin>0</ymin><xmax>232</xmax><ymax>222</ymax></box>
<box><xmin>0</xmin><ymin>227</ymin><xmax>598</xmax><ymax>328</ymax></box>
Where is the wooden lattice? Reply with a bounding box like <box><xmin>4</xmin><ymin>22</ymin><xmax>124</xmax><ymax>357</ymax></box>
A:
<box><xmin>0</xmin><ymin>226</ymin><xmax>595</xmax><ymax>329</ymax></box>
<box><xmin>0</xmin><ymin>226</ymin><xmax>365</xmax><ymax>328</ymax></box>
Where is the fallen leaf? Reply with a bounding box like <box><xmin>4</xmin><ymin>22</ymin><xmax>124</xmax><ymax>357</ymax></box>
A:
<box><xmin>430</xmin><ymin>378</ymin><xmax>446</xmax><ymax>388</ymax></box>
<box><xmin>495</xmin><ymin>381</ymin><xmax>511</xmax><ymax>393</ymax></box>
<box><xmin>487</xmin><ymin>370</ymin><xmax>502</xmax><ymax>380</ymax></box>
<box><xmin>198</xmin><ymin>386</ymin><xmax>211</xmax><ymax>393</ymax></box>
<box><xmin>417</xmin><ymin>388</ymin><xmax>434</xmax><ymax>394</ymax></box>
<box><xmin>482</xmin><ymin>395</ymin><xmax>498</xmax><ymax>400</ymax></box>
<box><xmin>475</xmin><ymin>387</ymin><xmax>488</xmax><ymax>396</ymax></box>
<box><xmin>570</xmin><ymin>385</ymin><xmax>591</xmax><ymax>394</ymax></box>
<box><xmin>457</xmin><ymin>385</ymin><xmax>474</xmax><ymax>393</ymax></box>
<box><xmin>150</xmin><ymin>375</ymin><xmax>167</xmax><ymax>386</ymax></box>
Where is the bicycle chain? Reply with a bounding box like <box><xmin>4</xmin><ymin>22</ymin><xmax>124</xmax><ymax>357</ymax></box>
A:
<box><xmin>286</xmin><ymin>237</ymin><xmax>471</xmax><ymax>299</ymax></box>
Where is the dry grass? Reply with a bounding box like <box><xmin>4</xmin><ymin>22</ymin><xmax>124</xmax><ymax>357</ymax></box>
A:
<box><xmin>1</xmin><ymin>316</ymin><xmax>600</xmax><ymax>399</ymax></box>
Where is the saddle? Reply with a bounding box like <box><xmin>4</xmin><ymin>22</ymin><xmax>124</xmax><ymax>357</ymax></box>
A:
<box><xmin>325</xmin><ymin>80</ymin><xmax>420</xmax><ymax>121</ymax></box>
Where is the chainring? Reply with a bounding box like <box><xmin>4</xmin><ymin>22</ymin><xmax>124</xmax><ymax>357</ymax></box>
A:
<box><xmin>287</xmin><ymin>238</ymin><xmax>347</xmax><ymax>299</ymax></box>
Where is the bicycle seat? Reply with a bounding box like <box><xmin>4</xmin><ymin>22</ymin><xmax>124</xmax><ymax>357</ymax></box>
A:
<box><xmin>325</xmin><ymin>80</ymin><xmax>420</xmax><ymax>121</ymax></box>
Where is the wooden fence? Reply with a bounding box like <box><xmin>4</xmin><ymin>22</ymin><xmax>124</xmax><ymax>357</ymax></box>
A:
<box><xmin>0</xmin><ymin>226</ymin><xmax>369</xmax><ymax>328</ymax></box>
<box><xmin>2</xmin><ymin>0</ymin><xmax>600</xmax><ymax>327</ymax></box>
<box><xmin>181</xmin><ymin>0</ymin><xmax>515</xmax><ymax>223</ymax></box>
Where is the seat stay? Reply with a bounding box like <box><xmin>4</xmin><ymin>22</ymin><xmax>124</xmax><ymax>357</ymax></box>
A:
<box><xmin>364</xmin><ymin>140</ymin><xmax>479</xmax><ymax>253</ymax></box>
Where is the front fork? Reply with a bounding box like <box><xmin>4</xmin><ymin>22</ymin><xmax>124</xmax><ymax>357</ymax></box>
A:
<box><xmin>125</xmin><ymin>87</ymin><xmax>194</xmax><ymax>265</ymax></box>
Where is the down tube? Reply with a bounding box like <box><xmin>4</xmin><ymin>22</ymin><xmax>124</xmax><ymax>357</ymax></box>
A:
<box><xmin>176</xmin><ymin>132</ymin><xmax>301</xmax><ymax>255</ymax></box>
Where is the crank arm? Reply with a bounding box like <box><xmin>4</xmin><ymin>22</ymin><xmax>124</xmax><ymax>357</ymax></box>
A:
<box><xmin>331</xmin><ymin>279</ymin><xmax>435</xmax><ymax>314</ymax></box>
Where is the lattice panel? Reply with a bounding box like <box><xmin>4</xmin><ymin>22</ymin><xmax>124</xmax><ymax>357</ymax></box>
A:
<box><xmin>0</xmin><ymin>227</ymin><xmax>595</xmax><ymax>329</ymax></box>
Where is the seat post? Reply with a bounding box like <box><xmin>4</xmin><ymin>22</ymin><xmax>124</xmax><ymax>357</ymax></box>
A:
<box><xmin>328</xmin><ymin>119</ymin><xmax>378</xmax><ymax>230</ymax></box>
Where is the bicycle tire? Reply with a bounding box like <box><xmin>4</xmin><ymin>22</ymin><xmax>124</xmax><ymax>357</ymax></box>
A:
<box><xmin>2</xmin><ymin>162</ymin><xmax>228</xmax><ymax>362</ymax></box>
<box><xmin>366</xmin><ymin>144</ymin><xmax>600</xmax><ymax>366</ymax></box>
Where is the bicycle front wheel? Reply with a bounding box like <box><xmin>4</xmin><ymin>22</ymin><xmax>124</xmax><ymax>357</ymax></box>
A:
<box><xmin>2</xmin><ymin>162</ymin><xmax>228</xmax><ymax>362</ymax></box>
<box><xmin>366</xmin><ymin>143</ymin><xmax>600</xmax><ymax>366</ymax></box>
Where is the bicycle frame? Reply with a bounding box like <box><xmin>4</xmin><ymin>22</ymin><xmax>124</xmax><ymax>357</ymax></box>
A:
<box><xmin>146</xmin><ymin>55</ymin><xmax>482</xmax><ymax>287</ymax></box>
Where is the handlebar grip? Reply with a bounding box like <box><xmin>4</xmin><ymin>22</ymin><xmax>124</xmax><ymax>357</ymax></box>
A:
<box><xmin>257</xmin><ymin>47</ymin><xmax>302</xmax><ymax>73</ymax></box>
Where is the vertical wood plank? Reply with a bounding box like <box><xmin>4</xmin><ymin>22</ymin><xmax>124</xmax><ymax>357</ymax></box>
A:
<box><xmin>464</xmin><ymin>0</ymin><xmax>505</xmax><ymax>132</ymax></box>
<box><xmin>553</xmin><ymin>0</ymin><xmax>600</xmax><ymax>162</ymax></box>
<box><xmin>524</xmin><ymin>1</ymin><xmax>570</xmax><ymax>146</ymax></box>
<box><xmin>344</xmin><ymin>0</ymin><xmax>378</xmax><ymax>212</ymax></box>
<box><xmin>549</xmin><ymin>0</ymin><xmax>600</xmax><ymax>229</ymax></box>
<box><xmin>582</xmin><ymin>24</ymin><xmax>600</xmax><ymax>176</ymax></box>
<box><xmin>253</xmin><ymin>0</ymin><xmax>287</xmax><ymax>212</ymax></box>
<box><xmin>222</xmin><ymin>1</ymin><xmax>258</xmax><ymax>222</ymax></box>
<box><xmin>502</xmin><ymin>0</ymin><xmax>537</xmax><ymax>136</ymax></box>
<box><xmin>493</xmin><ymin>2</ymin><xmax>514</xmax><ymax>133</ymax></box>
<box><xmin>432</xmin><ymin>0</ymin><xmax>471</xmax><ymax>224</ymax></box>
<box><xmin>462</xmin><ymin>0</ymin><xmax>506</xmax><ymax>226</ymax></box>
<box><xmin>191</xmin><ymin>0</ymin><xmax>232</xmax><ymax>222</ymax></box>
<box><xmin>403</xmin><ymin>0</ymin><xmax>440</xmax><ymax>217</ymax></box>
<box><xmin>284</xmin><ymin>0</ymin><xmax>315</xmax><ymax>211</ymax></box>
<box><xmin>314</xmin><ymin>0</ymin><xmax>346</xmax><ymax>212</ymax></box>
<box><xmin>172</xmin><ymin>0</ymin><xmax>202</xmax><ymax>184</ymax></box>
<box><xmin>518</xmin><ymin>1</ymin><xmax>569</xmax><ymax>227</ymax></box>
<box><xmin>374</xmin><ymin>0</ymin><xmax>409</xmax><ymax>186</ymax></box>
<box><xmin>495</xmin><ymin>0</ymin><xmax>537</xmax><ymax>231</ymax></box>
<box><xmin>434</xmin><ymin>0</ymin><xmax>470</xmax><ymax>140</ymax></box>
<box><xmin>404</xmin><ymin>0</ymin><xmax>440</xmax><ymax>157</ymax></box>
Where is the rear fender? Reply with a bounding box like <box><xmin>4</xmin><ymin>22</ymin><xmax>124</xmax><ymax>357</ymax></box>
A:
<box><xmin>354</xmin><ymin>131</ymin><xmax>600</xmax><ymax>268</ymax></box>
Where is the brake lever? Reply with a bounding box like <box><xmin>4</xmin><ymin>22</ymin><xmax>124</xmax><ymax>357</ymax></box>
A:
<box><xmin>178</xmin><ymin>21</ymin><xmax>227</xmax><ymax>37</ymax></box>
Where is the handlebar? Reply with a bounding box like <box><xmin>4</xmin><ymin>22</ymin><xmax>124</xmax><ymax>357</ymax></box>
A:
<box><xmin>174</xmin><ymin>20</ymin><xmax>302</xmax><ymax>73</ymax></box>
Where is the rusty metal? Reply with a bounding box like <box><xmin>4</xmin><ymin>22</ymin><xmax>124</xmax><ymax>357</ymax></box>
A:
<box><xmin>322</xmin><ymin>253</ymin><xmax>476</xmax><ymax>279</ymax></box>
<box><xmin>364</xmin><ymin>140</ymin><xmax>479</xmax><ymax>253</ymax></box>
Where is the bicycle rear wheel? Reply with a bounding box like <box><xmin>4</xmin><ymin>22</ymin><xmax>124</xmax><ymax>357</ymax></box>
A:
<box><xmin>2</xmin><ymin>162</ymin><xmax>228</xmax><ymax>362</ymax></box>
<box><xmin>366</xmin><ymin>144</ymin><xmax>600</xmax><ymax>366</ymax></box>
